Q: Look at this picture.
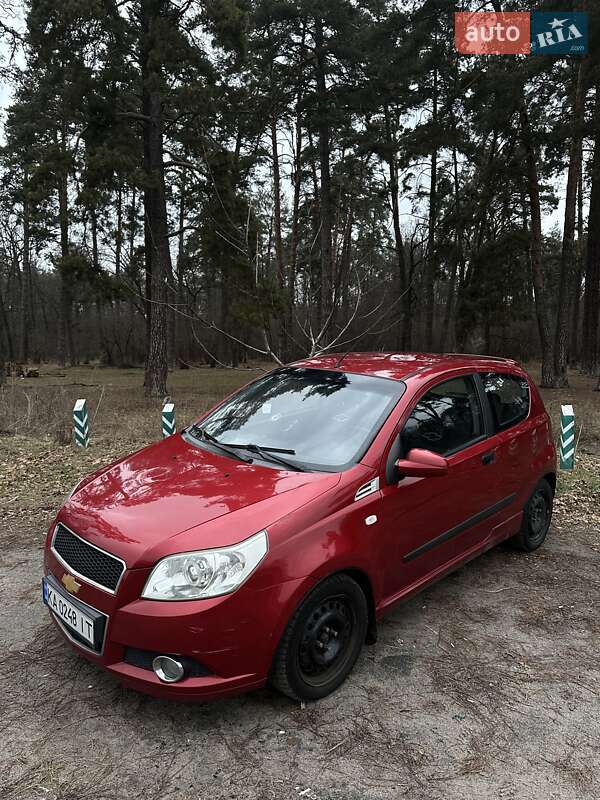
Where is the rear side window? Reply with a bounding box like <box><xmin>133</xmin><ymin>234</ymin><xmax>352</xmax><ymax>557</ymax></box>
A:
<box><xmin>481</xmin><ymin>372</ymin><xmax>530</xmax><ymax>431</ymax></box>
<box><xmin>401</xmin><ymin>375</ymin><xmax>483</xmax><ymax>456</ymax></box>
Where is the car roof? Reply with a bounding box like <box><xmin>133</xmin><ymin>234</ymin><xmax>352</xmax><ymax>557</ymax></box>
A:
<box><xmin>289</xmin><ymin>352</ymin><xmax>522</xmax><ymax>382</ymax></box>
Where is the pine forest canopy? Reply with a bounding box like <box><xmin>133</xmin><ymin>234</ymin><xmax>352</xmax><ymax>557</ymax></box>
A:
<box><xmin>0</xmin><ymin>0</ymin><xmax>599</xmax><ymax>394</ymax></box>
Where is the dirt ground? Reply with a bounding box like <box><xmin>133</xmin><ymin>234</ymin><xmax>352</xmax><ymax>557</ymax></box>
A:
<box><xmin>1</xmin><ymin>364</ymin><xmax>599</xmax><ymax>800</ymax></box>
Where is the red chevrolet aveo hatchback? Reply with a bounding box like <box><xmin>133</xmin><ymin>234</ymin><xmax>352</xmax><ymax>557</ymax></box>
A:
<box><xmin>43</xmin><ymin>353</ymin><xmax>556</xmax><ymax>702</ymax></box>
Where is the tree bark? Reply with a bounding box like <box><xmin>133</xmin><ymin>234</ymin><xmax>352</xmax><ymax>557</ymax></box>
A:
<box><xmin>270</xmin><ymin>115</ymin><xmax>286</xmax><ymax>357</ymax></box>
<box><xmin>383</xmin><ymin>103</ymin><xmax>408</xmax><ymax>351</ymax></box>
<box><xmin>519</xmin><ymin>101</ymin><xmax>555</xmax><ymax>386</ymax></box>
<box><xmin>175</xmin><ymin>169</ymin><xmax>187</xmax><ymax>365</ymax></box>
<box><xmin>57</xmin><ymin>153</ymin><xmax>74</xmax><ymax>367</ymax></box>
<box><xmin>20</xmin><ymin>195</ymin><xmax>31</xmax><ymax>363</ymax></box>
<box><xmin>270</xmin><ymin>116</ymin><xmax>285</xmax><ymax>293</ymax></box>
<box><xmin>287</xmin><ymin>99</ymin><xmax>302</xmax><ymax>361</ymax></box>
<box><xmin>92</xmin><ymin>210</ymin><xmax>113</xmax><ymax>365</ymax></box>
<box><xmin>0</xmin><ymin>284</ymin><xmax>14</xmax><ymax>362</ymax></box>
<box><xmin>570</xmin><ymin>172</ymin><xmax>584</xmax><ymax>364</ymax></box>
<box><xmin>126</xmin><ymin>185</ymin><xmax>138</xmax><ymax>364</ymax></box>
<box><xmin>553</xmin><ymin>59</ymin><xmax>589</xmax><ymax>386</ymax></box>
<box><xmin>424</xmin><ymin>58</ymin><xmax>438</xmax><ymax>351</ymax></box>
<box><xmin>313</xmin><ymin>17</ymin><xmax>333</xmax><ymax>336</ymax></box>
<box><xmin>141</xmin><ymin>0</ymin><xmax>170</xmax><ymax>397</ymax></box>
<box><xmin>440</xmin><ymin>138</ymin><xmax>463</xmax><ymax>352</ymax></box>
<box><xmin>115</xmin><ymin>184</ymin><xmax>123</xmax><ymax>280</ymax></box>
<box><xmin>582</xmin><ymin>81</ymin><xmax>600</xmax><ymax>375</ymax></box>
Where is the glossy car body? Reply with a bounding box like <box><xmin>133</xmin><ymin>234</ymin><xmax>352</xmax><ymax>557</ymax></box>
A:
<box><xmin>43</xmin><ymin>353</ymin><xmax>556</xmax><ymax>701</ymax></box>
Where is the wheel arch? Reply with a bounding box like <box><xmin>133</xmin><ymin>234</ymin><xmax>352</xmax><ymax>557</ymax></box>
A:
<box><xmin>330</xmin><ymin>567</ymin><xmax>378</xmax><ymax>644</ymax></box>
<box><xmin>542</xmin><ymin>472</ymin><xmax>556</xmax><ymax>496</ymax></box>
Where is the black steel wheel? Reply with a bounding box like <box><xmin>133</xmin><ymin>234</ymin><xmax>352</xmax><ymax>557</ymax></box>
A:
<box><xmin>270</xmin><ymin>574</ymin><xmax>368</xmax><ymax>701</ymax></box>
<box><xmin>511</xmin><ymin>478</ymin><xmax>553</xmax><ymax>552</ymax></box>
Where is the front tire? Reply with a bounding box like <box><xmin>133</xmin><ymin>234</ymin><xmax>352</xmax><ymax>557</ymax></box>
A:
<box><xmin>270</xmin><ymin>574</ymin><xmax>368</xmax><ymax>701</ymax></box>
<box><xmin>511</xmin><ymin>478</ymin><xmax>553</xmax><ymax>552</ymax></box>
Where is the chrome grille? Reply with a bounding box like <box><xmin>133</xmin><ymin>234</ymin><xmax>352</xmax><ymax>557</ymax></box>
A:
<box><xmin>52</xmin><ymin>524</ymin><xmax>125</xmax><ymax>592</ymax></box>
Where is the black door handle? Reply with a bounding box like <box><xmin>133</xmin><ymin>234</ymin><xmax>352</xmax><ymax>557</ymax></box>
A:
<box><xmin>481</xmin><ymin>451</ymin><xmax>496</xmax><ymax>465</ymax></box>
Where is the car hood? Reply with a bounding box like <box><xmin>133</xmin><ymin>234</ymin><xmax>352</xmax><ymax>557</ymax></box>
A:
<box><xmin>58</xmin><ymin>433</ymin><xmax>341</xmax><ymax>568</ymax></box>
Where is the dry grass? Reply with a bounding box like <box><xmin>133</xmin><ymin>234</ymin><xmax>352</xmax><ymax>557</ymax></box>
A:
<box><xmin>0</xmin><ymin>363</ymin><xmax>263</xmax><ymax>448</ymax></box>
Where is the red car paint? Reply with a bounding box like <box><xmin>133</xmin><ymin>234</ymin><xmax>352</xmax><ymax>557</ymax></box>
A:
<box><xmin>43</xmin><ymin>353</ymin><xmax>556</xmax><ymax>701</ymax></box>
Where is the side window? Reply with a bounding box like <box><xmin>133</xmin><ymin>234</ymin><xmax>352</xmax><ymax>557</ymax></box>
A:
<box><xmin>401</xmin><ymin>376</ymin><xmax>484</xmax><ymax>456</ymax></box>
<box><xmin>481</xmin><ymin>372</ymin><xmax>530</xmax><ymax>431</ymax></box>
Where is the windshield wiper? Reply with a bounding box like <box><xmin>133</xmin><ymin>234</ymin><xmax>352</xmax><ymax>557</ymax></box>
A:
<box><xmin>221</xmin><ymin>442</ymin><xmax>305</xmax><ymax>472</ymax></box>
<box><xmin>187</xmin><ymin>425</ymin><xmax>253</xmax><ymax>463</ymax></box>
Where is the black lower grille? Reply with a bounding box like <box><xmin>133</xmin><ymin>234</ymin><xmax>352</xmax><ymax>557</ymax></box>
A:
<box><xmin>52</xmin><ymin>524</ymin><xmax>125</xmax><ymax>592</ymax></box>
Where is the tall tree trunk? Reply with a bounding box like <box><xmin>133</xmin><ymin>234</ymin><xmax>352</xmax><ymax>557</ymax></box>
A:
<box><xmin>57</xmin><ymin>156</ymin><xmax>74</xmax><ymax>367</ymax></box>
<box><xmin>519</xmin><ymin>101</ymin><xmax>555</xmax><ymax>386</ymax></box>
<box><xmin>175</xmin><ymin>169</ymin><xmax>187</xmax><ymax>366</ymax></box>
<box><xmin>582</xmin><ymin>81</ymin><xmax>600</xmax><ymax>376</ymax></box>
<box><xmin>570</xmin><ymin>173</ymin><xmax>584</xmax><ymax>364</ymax></box>
<box><xmin>0</xmin><ymin>285</ymin><xmax>14</xmax><ymax>362</ymax></box>
<box><xmin>115</xmin><ymin>184</ymin><xmax>123</xmax><ymax>280</ymax></box>
<box><xmin>383</xmin><ymin>103</ymin><xmax>407</xmax><ymax>351</ymax></box>
<box><xmin>284</xmin><ymin>25</ymin><xmax>306</xmax><ymax>362</ymax></box>
<box><xmin>20</xmin><ymin>195</ymin><xmax>31</xmax><ymax>363</ymax></box>
<box><xmin>141</xmin><ymin>0</ymin><xmax>170</xmax><ymax>397</ymax></box>
<box><xmin>553</xmin><ymin>59</ymin><xmax>589</xmax><ymax>387</ymax></box>
<box><xmin>440</xmin><ymin>138</ymin><xmax>463</xmax><ymax>351</ymax></box>
<box><xmin>287</xmin><ymin>99</ymin><xmax>302</xmax><ymax>361</ymax></box>
<box><xmin>143</xmin><ymin>214</ymin><xmax>152</xmax><ymax>381</ymax></box>
<box><xmin>271</xmin><ymin>115</ymin><xmax>286</xmax><ymax>357</ymax></box>
<box><xmin>424</xmin><ymin>59</ymin><xmax>438</xmax><ymax>351</ymax></box>
<box><xmin>167</xmin><ymin>261</ymin><xmax>176</xmax><ymax>369</ymax></box>
<box><xmin>105</xmin><ymin>185</ymin><xmax>122</xmax><ymax>365</ymax></box>
<box><xmin>92</xmin><ymin>210</ymin><xmax>113</xmax><ymax>365</ymax></box>
<box><xmin>314</xmin><ymin>17</ymin><xmax>333</xmax><ymax>338</ymax></box>
<box><xmin>127</xmin><ymin>185</ymin><xmax>138</xmax><ymax>364</ymax></box>
<box><xmin>270</xmin><ymin>116</ymin><xmax>285</xmax><ymax>293</ymax></box>
<box><xmin>405</xmin><ymin>238</ymin><xmax>418</xmax><ymax>349</ymax></box>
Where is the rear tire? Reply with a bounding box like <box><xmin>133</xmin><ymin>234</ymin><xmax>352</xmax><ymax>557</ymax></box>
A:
<box><xmin>511</xmin><ymin>478</ymin><xmax>553</xmax><ymax>552</ymax></box>
<box><xmin>270</xmin><ymin>574</ymin><xmax>368</xmax><ymax>702</ymax></box>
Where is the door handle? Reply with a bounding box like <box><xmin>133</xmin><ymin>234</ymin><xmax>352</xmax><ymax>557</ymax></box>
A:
<box><xmin>481</xmin><ymin>451</ymin><xmax>496</xmax><ymax>465</ymax></box>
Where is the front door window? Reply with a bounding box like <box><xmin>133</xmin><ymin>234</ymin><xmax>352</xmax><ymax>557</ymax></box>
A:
<box><xmin>401</xmin><ymin>375</ymin><xmax>483</xmax><ymax>456</ymax></box>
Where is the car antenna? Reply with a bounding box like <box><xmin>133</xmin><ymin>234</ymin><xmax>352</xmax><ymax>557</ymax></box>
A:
<box><xmin>334</xmin><ymin>351</ymin><xmax>351</xmax><ymax>368</ymax></box>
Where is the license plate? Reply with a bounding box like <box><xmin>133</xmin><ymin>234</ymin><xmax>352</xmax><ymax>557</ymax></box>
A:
<box><xmin>42</xmin><ymin>577</ymin><xmax>97</xmax><ymax>647</ymax></box>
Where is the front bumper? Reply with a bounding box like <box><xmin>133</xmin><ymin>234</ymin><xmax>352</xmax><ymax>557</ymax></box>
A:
<box><xmin>44</xmin><ymin>547</ymin><xmax>309</xmax><ymax>701</ymax></box>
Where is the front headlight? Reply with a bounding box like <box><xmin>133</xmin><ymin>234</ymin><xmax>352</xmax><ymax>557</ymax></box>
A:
<box><xmin>141</xmin><ymin>530</ymin><xmax>269</xmax><ymax>601</ymax></box>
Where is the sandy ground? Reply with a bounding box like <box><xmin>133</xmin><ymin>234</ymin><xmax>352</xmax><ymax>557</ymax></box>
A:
<box><xmin>1</xmin><ymin>504</ymin><xmax>599</xmax><ymax>800</ymax></box>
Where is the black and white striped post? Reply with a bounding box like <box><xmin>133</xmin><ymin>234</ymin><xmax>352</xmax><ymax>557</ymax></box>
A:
<box><xmin>73</xmin><ymin>398</ymin><xmax>90</xmax><ymax>448</ymax></box>
<box><xmin>559</xmin><ymin>404</ymin><xmax>575</xmax><ymax>470</ymax></box>
<box><xmin>162</xmin><ymin>402</ymin><xmax>176</xmax><ymax>438</ymax></box>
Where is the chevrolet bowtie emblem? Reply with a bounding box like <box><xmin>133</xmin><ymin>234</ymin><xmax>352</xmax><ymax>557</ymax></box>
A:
<box><xmin>61</xmin><ymin>573</ymin><xmax>81</xmax><ymax>594</ymax></box>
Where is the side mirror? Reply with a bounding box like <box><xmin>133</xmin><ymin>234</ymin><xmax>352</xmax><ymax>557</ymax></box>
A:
<box><xmin>395</xmin><ymin>448</ymin><xmax>448</xmax><ymax>478</ymax></box>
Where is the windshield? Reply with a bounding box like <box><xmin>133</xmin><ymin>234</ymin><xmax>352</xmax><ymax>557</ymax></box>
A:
<box><xmin>190</xmin><ymin>367</ymin><xmax>405</xmax><ymax>471</ymax></box>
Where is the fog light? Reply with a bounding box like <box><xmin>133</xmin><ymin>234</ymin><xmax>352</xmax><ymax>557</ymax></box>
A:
<box><xmin>152</xmin><ymin>655</ymin><xmax>185</xmax><ymax>683</ymax></box>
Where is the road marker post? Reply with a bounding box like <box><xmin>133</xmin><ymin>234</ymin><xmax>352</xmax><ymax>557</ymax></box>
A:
<box><xmin>73</xmin><ymin>399</ymin><xmax>90</xmax><ymax>448</ymax></box>
<box><xmin>162</xmin><ymin>402</ymin><xmax>176</xmax><ymax>438</ymax></box>
<box><xmin>559</xmin><ymin>404</ymin><xmax>575</xmax><ymax>470</ymax></box>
